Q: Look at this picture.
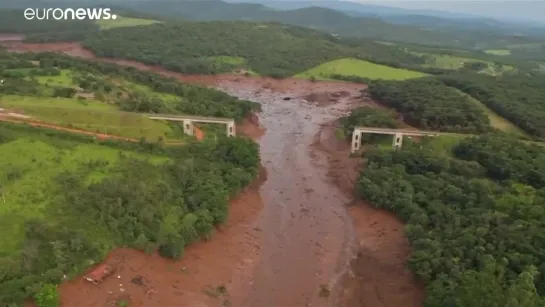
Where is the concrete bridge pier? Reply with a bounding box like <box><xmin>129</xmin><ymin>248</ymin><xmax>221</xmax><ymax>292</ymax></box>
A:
<box><xmin>351</xmin><ymin>130</ymin><xmax>361</xmax><ymax>153</ymax></box>
<box><xmin>350</xmin><ymin>126</ymin><xmax>441</xmax><ymax>153</ymax></box>
<box><xmin>393</xmin><ymin>132</ymin><xmax>403</xmax><ymax>148</ymax></box>
<box><xmin>227</xmin><ymin>122</ymin><xmax>235</xmax><ymax>137</ymax></box>
<box><xmin>148</xmin><ymin>114</ymin><xmax>236</xmax><ymax>137</ymax></box>
<box><xmin>183</xmin><ymin>119</ymin><xmax>194</xmax><ymax>136</ymax></box>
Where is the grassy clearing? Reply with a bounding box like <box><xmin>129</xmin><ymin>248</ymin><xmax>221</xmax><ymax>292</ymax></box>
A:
<box><xmin>485</xmin><ymin>49</ymin><xmax>511</xmax><ymax>56</ymax></box>
<box><xmin>375</xmin><ymin>41</ymin><xmax>396</xmax><ymax>46</ymax></box>
<box><xmin>416</xmin><ymin>52</ymin><xmax>513</xmax><ymax>75</ymax></box>
<box><xmin>295</xmin><ymin>58</ymin><xmax>427</xmax><ymax>80</ymax></box>
<box><xmin>96</xmin><ymin>16</ymin><xmax>160</xmax><ymax>29</ymax></box>
<box><xmin>35</xmin><ymin>69</ymin><xmax>74</xmax><ymax>86</ymax></box>
<box><xmin>420</xmin><ymin>134</ymin><xmax>468</xmax><ymax>156</ymax></box>
<box><xmin>0</xmin><ymin>95</ymin><xmax>183</xmax><ymax>141</ymax></box>
<box><xmin>209</xmin><ymin>56</ymin><xmax>246</xmax><ymax>66</ymax></box>
<box><xmin>449</xmin><ymin>88</ymin><xmax>528</xmax><ymax>137</ymax></box>
<box><xmin>0</xmin><ymin>136</ymin><xmax>167</xmax><ymax>255</ymax></box>
<box><xmin>116</xmin><ymin>80</ymin><xmax>181</xmax><ymax>103</ymax></box>
<box><xmin>506</xmin><ymin>43</ymin><xmax>545</xmax><ymax>50</ymax></box>
<box><xmin>206</xmin><ymin>56</ymin><xmax>259</xmax><ymax>75</ymax></box>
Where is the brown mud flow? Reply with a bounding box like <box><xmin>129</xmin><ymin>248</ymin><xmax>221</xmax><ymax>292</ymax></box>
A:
<box><xmin>214</xmin><ymin>80</ymin><xmax>367</xmax><ymax>307</ymax></box>
<box><xmin>4</xmin><ymin>41</ymin><xmax>424</xmax><ymax>307</ymax></box>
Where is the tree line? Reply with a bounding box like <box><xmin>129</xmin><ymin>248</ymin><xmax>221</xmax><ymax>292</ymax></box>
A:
<box><xmin>367</xmin><ymin>78</ymin><xmax>492</xmax><ymax>133</ymax></box>
<box><xmin>356</xmin><ymin>134</ymin><xmax>545</xmax><ymax>306</ymax></box>
<box><xmin>440</xmin><ymin>73</ymin><xmax>545</xmax><ymax>139</ymax></box>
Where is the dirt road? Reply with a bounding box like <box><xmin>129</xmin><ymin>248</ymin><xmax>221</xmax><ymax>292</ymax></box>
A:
<box><xmin>3</xmin><ymin>40</ymin><xmax>424</xmax><ymax>307</ymax></box>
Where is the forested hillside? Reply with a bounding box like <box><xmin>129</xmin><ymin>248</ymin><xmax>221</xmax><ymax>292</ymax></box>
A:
<box><xmin>367</xmin><ymin>78</ymin><xmax>491</xmax><ymax>133</ymax></box>
<box><xmin>440</xmin><ymin>73</ymin><xmax>545</xmax><ymax>138</ymax></box>
<box><xmin>81</xmin><ymin>21</ymin><xmax>438</xmax><ymax>77</ymax></box>
<box><xmin>357</xmin><ymin>134</ymin><xmax>545</xmax><ymax>306</ymax></box>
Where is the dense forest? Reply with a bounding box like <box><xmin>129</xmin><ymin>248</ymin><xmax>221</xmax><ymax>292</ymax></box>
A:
<box><xmin>367</xmin><ymin>78</ymin><xmax>491</xmax><ymax>133</ymax></box>
<box><xmin>0</xmin><ymin>119</ymin><xmax>260</xmax><ymax>305</ymax></box>
<box><xmin>339</xmin><ymin>106</ymin><xmax>399</xmax><ymax>144</ymax></box>
<box><xmin>0</xmin><ymin>51</ymin><xmax>260</xmax><ymax>120</ymax></box>
<box><xmin>440</xmin><ymin>73</ymin><xmax>545</xmax><ymax>138</ymax></box>
<box><xmin>356</xmin><ymin>134</ymin><xmax>545</xmax><ymax>306</ymax></box>
<box><xmin>81</xmin><ymin>21</ymin><xmax>436</xmax><ymax>77</ymax></box>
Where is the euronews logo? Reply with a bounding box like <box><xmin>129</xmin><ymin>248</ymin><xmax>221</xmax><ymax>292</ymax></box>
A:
<box><xmin>24</xmin><ymin>8</ymin><xmax>117</xmax><ymax>20</ymax></box>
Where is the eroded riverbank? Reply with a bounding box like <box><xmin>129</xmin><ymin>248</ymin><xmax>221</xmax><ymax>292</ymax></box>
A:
<box><xmin>4</xmin><ymin>40</ymin><xmax>424</xmax><ymax>307</ymax></box>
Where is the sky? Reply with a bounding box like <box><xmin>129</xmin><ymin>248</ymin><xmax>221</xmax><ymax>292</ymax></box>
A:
<box><xmin>353</xmin><ymin>1</ymin><xmax>545</xmax><ymax>23</ymax></box>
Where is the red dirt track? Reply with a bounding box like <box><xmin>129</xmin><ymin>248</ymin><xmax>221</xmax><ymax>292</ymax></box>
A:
<box><xmin>3</xmin><ymin>40</ymin><xmax>424</xmax><ymax>307</ymax></box>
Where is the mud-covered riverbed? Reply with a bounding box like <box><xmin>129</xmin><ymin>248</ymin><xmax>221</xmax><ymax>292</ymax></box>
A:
<box><xmin>215</xmin><ymin>80</ymin><xmax>366</xmax><ymax>307</ymax></box>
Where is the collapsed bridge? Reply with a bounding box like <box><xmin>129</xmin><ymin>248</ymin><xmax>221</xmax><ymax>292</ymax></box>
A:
<box><xmin>147</xmin><ymin>114</ymin><xmax>236</xmax><ymax>137</ymax></box>
<box><xmin>351</xmin><ymin>126</ymin><xmax>441</xmax><ymax>152</ymax></box>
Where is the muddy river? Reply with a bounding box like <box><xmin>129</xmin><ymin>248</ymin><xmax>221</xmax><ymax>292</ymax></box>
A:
<box><xmin>216</xmin><ymin>82</ymin><xmax>364</xmax><ymax>307</ymax></box>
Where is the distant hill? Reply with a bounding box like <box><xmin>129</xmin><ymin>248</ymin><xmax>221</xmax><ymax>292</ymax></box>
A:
<box><xmin>108</xmin><ymin>0</ymin><xmax>542</xmax><ymax>49</ymax></box>
<box><xmin>226</xmin><ymin>0</ymin><xmax>545</xmax><ymax>39</ymax></box>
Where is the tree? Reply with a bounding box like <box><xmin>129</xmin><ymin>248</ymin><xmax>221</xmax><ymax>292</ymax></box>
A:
<box><xmin>35</xmin><ymin>284</ymin><xmax>59</xmax><ymax>307</ymax></box>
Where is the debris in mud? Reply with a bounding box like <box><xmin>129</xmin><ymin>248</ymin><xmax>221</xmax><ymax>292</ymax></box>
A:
<box><xmin>283</xmin><ymin>96</ymin><xmax>292</xmax><ymax>100</ymax></box>
<box><xmin>203</xmin><ymin>285</ymin><xmax>228</xmax><ymax>298</ymax></box>
<box><xmin>131</xmin><ymin>275</ymin><xmax>144</xmax><ymax>286</ymax></box>
<box><xmin>318</xmin><ymin>284</ymin><xmax>331</xmax><ymax>297</ymax></box>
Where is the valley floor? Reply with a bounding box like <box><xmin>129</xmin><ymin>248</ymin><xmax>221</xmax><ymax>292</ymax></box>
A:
<box><xmin>3</xmin><ymin>40</ymin><xmax>424</xmax><ymax>307</ymax></box>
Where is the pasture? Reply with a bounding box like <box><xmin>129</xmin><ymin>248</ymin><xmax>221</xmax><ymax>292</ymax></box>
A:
<box><xmin>295</xmin><ymin>58</ymin><xmax>427</xmax><ymax>80</ymax></box>
<box><xmin>0</xmin><ymin>127</ymin><xmax>168</xmax><ymax>256</ymax></box>
<box><xmin>485</xmin><ymin>49</ymin><xmax>511</xmax><ymax>56</ymax></box>
<box><xmin>0</xmin><ymin>95</ymin><xmax>184</xmax><ymax>141</ymax></box>
<box><xmin>96</xmin><ymin>16</ymin><xmax>160</xmax><ymax>29</ymax></box>
<box><xmin>417</xmin><ymin>52</ymin><xmax>513</xmax><ymax>75</ymax></box>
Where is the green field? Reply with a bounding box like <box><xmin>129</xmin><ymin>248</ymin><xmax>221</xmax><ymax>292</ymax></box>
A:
<box><xmin>96</xmin><ymin>16</ymin><xmax>160</xmax><ymax>29</ymax></box>
<box><xmin>0</xmin><ymin>95</ymin><xmax>182</xmax><ymax>141</ymax></box>
<box><xmin>417</xmin><ymin>52</ymin><xmax>513</xmax><ymax>75</ymax></box>
<box><xmin>295</xmin><ymin>58</ymin><xmax>427</xmax><ymax>80</ymax></box>
<box><xmin>485</xmin><ymin>49</ymin><xmax>511</xmax><ymax>56</ymax></box>
<box><xmin>0</xmin><ymin>132</ymin><xmax>167</xmax><ymax>255</ymax></box>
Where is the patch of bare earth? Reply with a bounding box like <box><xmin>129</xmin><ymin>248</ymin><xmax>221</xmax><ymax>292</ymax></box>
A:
<box><xmin>0</xmin><ymin>33</ymin><xmax>24</xmax><ymax>42</ymax></box>
<box><xmin>4</xmin><ymin>41</ymin><xmax>424</xmax><ymax>306</ymax></box>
